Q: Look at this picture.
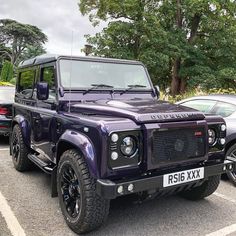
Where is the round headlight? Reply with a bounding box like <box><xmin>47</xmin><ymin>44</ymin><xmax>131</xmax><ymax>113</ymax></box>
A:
<box><xmin>208</xmin><ymin>129</ymin><xmax>216</xmax><ymax>145</ymax></box>
<box><xmin>120</xmin><ymin>136</ymin><xmax>137</xmax><ymax>157</ymax></box>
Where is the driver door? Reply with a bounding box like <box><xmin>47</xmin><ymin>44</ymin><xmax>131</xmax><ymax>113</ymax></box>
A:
<box><xmin>31</xmin><ymin>63</ymin><xmax>57</xmax><ymax>161</ymax></box>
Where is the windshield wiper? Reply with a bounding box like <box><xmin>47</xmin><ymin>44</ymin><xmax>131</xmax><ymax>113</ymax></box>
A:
<box><xmin>120</xmin><ymin>84</ymin><xmax>147</xmax><ymax>95</ymax></box>
<box><xmin>83</xmin><ymin>84</ymin><xmax>114</xmax><ymax>95</ymax></box>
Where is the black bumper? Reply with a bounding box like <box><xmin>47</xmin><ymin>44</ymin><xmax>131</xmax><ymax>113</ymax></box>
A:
<box><xmin>0</xmin><ymin>119</ymin><xmax>11</xmax><ymax>135</ymax></box>
<box><xmin>96</xmin><ymin>159</ymin><xmax>236</xmax><ymax>199</ymax></box>
<box><xmin>0</xmin><ymin>128</ymin><xmax>10</xmax><ymax>135</ymax></box>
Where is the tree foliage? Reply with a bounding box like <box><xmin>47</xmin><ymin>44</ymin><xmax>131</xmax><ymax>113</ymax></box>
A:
<box><xmin>0</xmin><ymin>19</ymin><xmax>47</xmax><ymax>65</ymax></box>
<box><xmin>0</xmin><ymin>60</ymin><xmax>13</xmax><ymax>82</ymax></box>
<box><xmin>79</xmin><ymin>0</ymin><xmax>236</xmax><ymax>95</ymax></box>
<box><xmin>18</xmin><ymin>44</ymin><xmax>46</xmax><ymax>64</ymax></box>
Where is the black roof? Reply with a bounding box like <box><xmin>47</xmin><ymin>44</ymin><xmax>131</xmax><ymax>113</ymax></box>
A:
<box><xmin>18</xmin><ymin>54</ymin><xmax>143</xmax><ymax>68</ymax></box>
<box><xmin>178</xmin><ymin>94</ymin><xmax>236</xmax><ymax>105</ymax></box>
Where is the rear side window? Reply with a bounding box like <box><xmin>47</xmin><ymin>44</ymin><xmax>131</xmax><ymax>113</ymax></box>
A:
<box><xmin>18</xmin><ymin>69</ymin><xmax>35</xmax><ymax>97</ymax></box>
<box><xmin>211</xmin><ymin>102</ymin><xmax>236</xmax><ymax>117</ymax></box>
<box><xmin>181</xmin><ymin>99</ymin><xmax>217</xmax><ymax>113</ymax></box>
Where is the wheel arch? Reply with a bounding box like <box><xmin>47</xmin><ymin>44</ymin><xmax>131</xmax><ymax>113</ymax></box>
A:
<box><xmin>56</xmin><ymin>130</ymin><xmax>99</xmax><ymax>179</ymax></box>
<box><xmin>225</xmin><ymin>139</ymin><xmax>236</xmax><ymax>155</ymax></box>
<box><xmin>11</xmin><ymin>115</ymin><xmax>31</xmax><ymax>148</ymax></box>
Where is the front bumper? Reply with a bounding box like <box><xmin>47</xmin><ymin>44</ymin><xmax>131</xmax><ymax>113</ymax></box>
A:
<box><xmin>96</xmin><ymin>159</ymin><xmax>236</xmax><ymax>199</ymax></box>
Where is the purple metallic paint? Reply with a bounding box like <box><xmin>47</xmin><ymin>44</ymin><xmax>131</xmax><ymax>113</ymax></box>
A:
<box><xmin>12</xmin><ymin>114</ymin><xmax>31</xmax><ymax>147</ymax></box>
<box><xmin>13</xmin><ymin>56</ymin><xmax>227</xmax><ymax>182</ymax></box>
<box><xmin>57</xmin><ymin>129</ymin><xmax>99</xmax><ymax>178</ymax></box>
<box><xmin>69</xmin><ymin>99</ymin><xmax>205</xmax><ymax>124</ymax></box>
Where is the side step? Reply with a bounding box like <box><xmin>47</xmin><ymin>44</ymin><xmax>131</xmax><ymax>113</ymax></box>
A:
<box><xmin>28</xmin><ymin>153</ymin><xmax>58</xmax><ymax>197</ymax></box>
<box><xmin>28</xmin><ymin>153</ymin><xmax>55</xmax><ymax>174</ymax></box>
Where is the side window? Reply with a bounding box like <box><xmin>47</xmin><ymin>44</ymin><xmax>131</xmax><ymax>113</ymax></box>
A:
<box><xmin>181</xmin><ymin>100</ymin><xmax>217</xmax><ymax>113</ymax></box>
<box><xmin>41</xmin><ymin>67</ymin><xmax>56</xmax><ymax>101</ymax></box>
<box><xmin>18</xmin><ymin>69</ymin><xmax>35</xmax><ymax>97</ymax></box>
<box><xmin>210</xmin><ymin>102</ymin><xmax>236</xmax><ymax>117</ymax></box>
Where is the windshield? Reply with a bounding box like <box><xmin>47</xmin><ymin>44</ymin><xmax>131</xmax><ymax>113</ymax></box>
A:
<box><xmin>59</xmin><ymin>59</ymin><xmax>152</xmax><ymax>90</ymax></box>
<box><xmin>0</xmin><ymin>87</ymin><xmax>15</xmax><ymax>102</ymax></box>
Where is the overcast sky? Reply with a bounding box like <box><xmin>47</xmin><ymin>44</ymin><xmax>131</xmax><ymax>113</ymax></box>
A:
<box><xmin>0</xmin><ymin>0</ymin><xmax>106</xmax><ymax>56</ymax></box>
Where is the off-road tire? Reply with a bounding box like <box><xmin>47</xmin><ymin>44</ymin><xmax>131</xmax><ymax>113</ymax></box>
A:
<box><xmin>226</xmin><ymin>143</ymin><xmax>236</xmax><ymax>186</ymax></box>
<box><xmin>11</xmin><ymin>125</ymin><xmax>32</xmax><ymax>171</ymax></box>
<box><xmin>57</xmin><ymin>149</ymin><xmax>110</xmax><ymax>234</ymax></box>
<box><xmin>179</xmin><ymin>175</ymin><xmax>220</xmax><ymax>200</ymax></box>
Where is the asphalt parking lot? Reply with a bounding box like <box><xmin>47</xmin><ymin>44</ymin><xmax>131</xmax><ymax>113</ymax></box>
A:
<box><xmin>0</xmin><ymin>137</ymin><xmax>236</xmax><ymax>236</ymax></box>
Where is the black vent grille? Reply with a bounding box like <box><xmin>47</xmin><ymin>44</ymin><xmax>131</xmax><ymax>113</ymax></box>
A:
<box><xmin>152</xmin><ymin>127</ymin><xmax>206</xmax><ymax>164</ymax></box>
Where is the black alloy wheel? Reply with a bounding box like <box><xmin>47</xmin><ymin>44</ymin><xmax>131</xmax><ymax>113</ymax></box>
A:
<box><xmin>11</xmin><ymin>125</ymin><xmax>32</xmax><ymax>171</ymax></box>
<box><xmin>12</xmin><ymin>129</ymin><xmax>20</xmax><ymax>162</ymax></box>
<box><xmin>57</xmin><ymin>149</ymin><xmax>110</xmax><ymax>234</ymax></box>
<box><xmin>226</xmin><ymin>143</ymin><xmax>236</xmax><ymax>186</ymax></box>
<box><xmin>60</xmin><ymin>164</ymin><xmax>81</xmax><ymax>219</ymax></box>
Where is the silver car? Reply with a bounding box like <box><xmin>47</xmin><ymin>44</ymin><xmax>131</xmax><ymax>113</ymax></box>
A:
<box><xmin>177</xmin><ymin>94</ymin><xmax>236</xmax><ymax>185</ymax></box>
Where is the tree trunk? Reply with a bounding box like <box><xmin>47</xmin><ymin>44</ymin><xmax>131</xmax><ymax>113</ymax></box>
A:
<box><xmin>180</xmin><ymin>77</ymin><xmax>187</xmax><ymax>94</ymax></box>
<box><xmin>171</xmin><ymin>58</ymin><xmax>181</xmax><ymax>96</ymax></box>
<box><xmin>170</xmin><ymin>0</ymin><xmax>183</xmax><ymax>96</ymax></box>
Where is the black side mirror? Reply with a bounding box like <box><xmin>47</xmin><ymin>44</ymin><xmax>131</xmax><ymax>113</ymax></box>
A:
<box><xmin>37</xmin><ymin>82</ymin><xmax>49</xmax><ymax>100</ymax></box>
<box><xmin>154</xmin><ymin>85</ymin><xmax>160</xmax><ymax>99</ymax></box>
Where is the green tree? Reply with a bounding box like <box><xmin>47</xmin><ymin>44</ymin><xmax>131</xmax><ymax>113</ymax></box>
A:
<box><xmin>0</xmin><ymin>60</ymin><xmax>13</xmax><ymax>82</ymax></box>
<box><xmin>79</xmin><ymin>0</ymin><xmax>236</xmax><ymax>95</ymax></box>
<box><xmin>0</xmin><ymin>19</ymin><xmax>47</xmax><ymax>66</ymax></box>
<box><xmin>17</xmin><ymin>44</ymin><xmax>46</xmax><ymax>64</ymax></box>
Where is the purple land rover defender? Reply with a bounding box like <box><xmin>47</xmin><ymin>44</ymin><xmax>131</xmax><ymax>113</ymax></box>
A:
<box><xmin>10</xmin><ymin>54</ymin><xmax>235</xmax><ymax>234</ymax></box>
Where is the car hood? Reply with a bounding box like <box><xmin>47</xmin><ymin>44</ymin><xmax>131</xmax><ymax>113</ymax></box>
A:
<box><xmin>69</xmin><ymin>99</ymin><xmax>205</xmax><ymax>124</ymax></box>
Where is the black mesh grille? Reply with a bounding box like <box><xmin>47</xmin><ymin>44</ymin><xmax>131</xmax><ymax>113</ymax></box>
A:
<box><xmin>152</xmin><ymin>127</ymin><xmax>206</xmax><ymax>164</ymax></box>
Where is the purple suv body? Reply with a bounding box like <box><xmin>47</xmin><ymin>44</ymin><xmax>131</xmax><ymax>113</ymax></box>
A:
<box><xmin>10</xmin><ymin>55</ymin><xmax>236</xmax><ymax>234</ymax></box>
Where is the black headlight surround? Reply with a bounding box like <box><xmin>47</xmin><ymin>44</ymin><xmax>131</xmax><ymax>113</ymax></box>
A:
<box><xmin>108</xmin><ymin>130</ymin><xmax>142</xmax><ymax>169</ymax></box>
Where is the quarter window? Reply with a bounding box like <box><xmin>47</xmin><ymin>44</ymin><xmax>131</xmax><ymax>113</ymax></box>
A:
<box><xmin>181</xmin><ymin>100</ymin><xmax>217</xmax><ymax>113</ymax></box>
<box><xmin>18</xmin><ymin>69</ymin><xmax>35</xmax><ymax>97</ymax></box>
<box><xmin>211</xmin><ymin>102</ymin><xmax>236</xmax><ymax>117</ymax></box>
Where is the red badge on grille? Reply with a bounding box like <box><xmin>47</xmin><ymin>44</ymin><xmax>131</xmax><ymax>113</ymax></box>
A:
<box><xmin>195</xmin><ymin>131</ymin><xmax>203</xmax><ymax>136</ymax></box>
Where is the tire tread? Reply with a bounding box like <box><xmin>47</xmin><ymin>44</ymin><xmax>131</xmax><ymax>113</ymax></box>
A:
<box><xmin>58</xmin><ymin>149</ymin><xmax>110</xmax><ymax>234</ymax></box>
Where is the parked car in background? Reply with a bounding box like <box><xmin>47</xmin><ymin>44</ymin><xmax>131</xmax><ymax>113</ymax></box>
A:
<box><xmin>0</xmin><ymin>86</ymin><xmax>15</xmax><ymax>136</ymax></box>
<box><xmin>177</xmin><ymin>95</ymin><xmax>236</xmax><ymax>185</ymax></box>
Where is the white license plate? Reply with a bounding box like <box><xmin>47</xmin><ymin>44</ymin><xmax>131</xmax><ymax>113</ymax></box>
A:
<box><xmin>163</xmin><ymin>167</ymin><xmax>204</xmax><ymax>188</ymax></box>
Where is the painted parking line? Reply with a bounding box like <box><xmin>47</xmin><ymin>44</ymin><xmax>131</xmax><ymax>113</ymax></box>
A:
<box><xmin>0</xmin><ymin>148</ymin><xmax>10</xmax><ymax>151</ymax></box>
<box><xmin>213</xmin><ymin>192</ymin><xmax>236</xmax><ymax>204</ymax></box>
<box><xmin>205</xmin><ymin>192</ymin><xmax>236</xmax><ymax>235</ymax></box>
<box><xmin>206</xmin><ymin>224</ymin><xmax>236</xmax><ymax>236</ymax></box>
<box><xmin>0</xmin><ymin>191</ymin><xmax>26</xmax><ymax>236</ymax></box>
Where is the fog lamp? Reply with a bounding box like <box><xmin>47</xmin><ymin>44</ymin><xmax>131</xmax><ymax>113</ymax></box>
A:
<box><xmin>117</xmin><ymin>186</ymin><xmax>124</xmax><ymax>194</ymax></box>
<box><xmin>128</xmin><ymin>184</ymin><xmax>134</xmax><ymax>192</ymax></box>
